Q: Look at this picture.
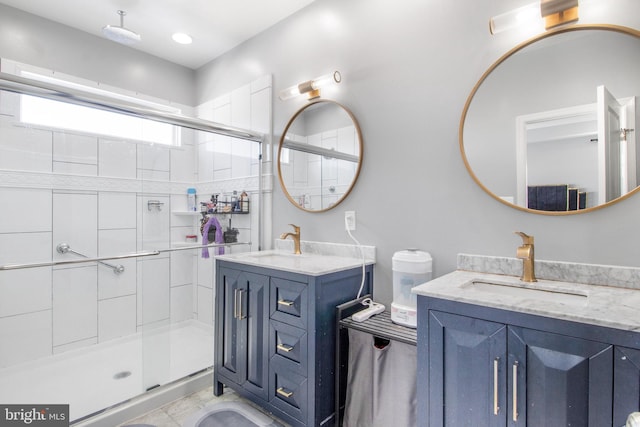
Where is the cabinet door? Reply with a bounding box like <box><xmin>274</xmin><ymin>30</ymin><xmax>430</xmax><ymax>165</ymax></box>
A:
<box><xmin>614</xmin><ymin>346</ymin><xmax>640</xmax><ymax>427</ymax></box>
<box><xmin>217</xmin><ymin>266</ymin><xmax>244</xmax><ymax>384</ymax></box>
<box><xmin>508</xmin><ymin>326</ymin><xmax>613</xmax><ymax>427</ymax></box>
<box><xmin>243</xmin><ymin>270</ymin><xmax>270</xmax><ymax>400</ymax></box>
<box><xmin>216</xmin><ymin>267</ymin><xmax>270</xmax><ymax>400</ymax></box>
<box><xmin>429</xmin><ymin>311</ymin><xmax>507</xmax><ymax>427</ymax></box>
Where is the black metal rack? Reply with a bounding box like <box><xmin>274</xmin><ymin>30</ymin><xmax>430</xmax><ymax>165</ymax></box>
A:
<box><xmin>334</xmin><ymin>296</ymin><xmax>417</xmax><ymax>426</ymax></box>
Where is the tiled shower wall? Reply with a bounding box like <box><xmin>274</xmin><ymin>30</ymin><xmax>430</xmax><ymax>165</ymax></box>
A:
<box><xmin>0</xmin><ymin>75</ymin><xmax>271</xmax><ymax>369</ymax></box>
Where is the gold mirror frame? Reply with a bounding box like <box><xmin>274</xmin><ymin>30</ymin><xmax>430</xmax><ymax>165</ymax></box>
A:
<box><xmin>277</xmin><ymin>99</ymin><xmax>363</xmax><ymax>213</ymax></box>
<box><xmin>460</xmin><ymin>24</ymin><xmax>640</xmax><ymax>215</ymax></box>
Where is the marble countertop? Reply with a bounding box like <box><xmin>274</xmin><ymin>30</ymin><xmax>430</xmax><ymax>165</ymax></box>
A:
<box><xmin>412</xmin><ymin>269</ymin><xmax>640</xmax><ymax>332</ymax></box>
<box><xmin>217</xmin><ymin>249</ymin><xmax>374</xmax><ymax>276</ymax></box>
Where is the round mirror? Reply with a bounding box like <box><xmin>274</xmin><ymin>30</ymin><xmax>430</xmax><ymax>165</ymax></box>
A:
<box><xmin>461</xmin><ymin>25</ymin><xmax>640</xmax><ymax>214</ymax></box>
<box><xmin>278</xmin><ymin>99</ymin><xmax>363</xmax><ymax>212</ymax></box>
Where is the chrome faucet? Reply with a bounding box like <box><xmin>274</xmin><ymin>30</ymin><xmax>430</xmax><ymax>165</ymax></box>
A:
<box><xmin>280</xmin><ymin>224</ymin><xmax>301</xmax><ymax>255</ymax></box>
<box><xmin>515</xmin><ymin>231</ymin><xmax>537</xmax><ymax>282</ymax></box>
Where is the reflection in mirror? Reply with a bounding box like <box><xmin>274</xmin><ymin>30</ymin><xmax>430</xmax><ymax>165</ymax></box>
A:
<box><xmin>278</xmin><ymin>100</ymin><xmax>362</xmax><ymax>212</ymax></box>
<box><xmin>461</xmin><ymin>25</ymin><xmax>640</xmax><ymax>214</ymax></box>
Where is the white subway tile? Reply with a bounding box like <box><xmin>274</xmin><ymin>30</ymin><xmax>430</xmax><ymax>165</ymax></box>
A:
<box><xmin>197</xmin><ymin>286</ymin><xmax>213</xmax><ymax>325</ymax></box>
<box><xmin>98</xmin><ymin>228</ymin><xmax>137</xmax><ymax>300</ymax></box>
<box><xmin>0</xmin><ymin>188</ymin><xmax>52</xmax><ymax>233</ymax></box>
<box><xmin>98</xmin><ymin>139</ymin><xmax>136</xmax><ymax>178</ymax></box>
<box><xmin>98</xmin><ymin>295</ymin><xmax>136</xmax><ymax>342</ymax></box>
<box><xmin>52</xmin><ymin>192</ymin><xmax>97</xmax><ymax>262</ymax></box>
<box><xmin>99</xmin><ymin>192</ymin><xmax>137</xmax><ymax>229</ymax></box>
<box><xmin>231</xmin><ymin>84</ymin><xmax>251</xmax><ymax>130</ymax></box>
<box><xmin>53</xmin><ymin>132</ymin><xmax>98</xmax><ymax>165</ymax></box>
<box><xmin>171</xmin><ymin>250</ymin><xmax>195</xmax><ymax>288</ymax></box>
<box><xmin>137</xmin><ymin>144</ymin><xmax>170</xmax><ymax>172</ymax></box>
<box><xmin>0</xmin><ymin>310</ymin><xmax>52</xmax><ymax>368</ymax></box>
<box><xmin>171</xmin><ymin>285</ymin><xmax>193</xmax><ymax>323</ymax></box>
<box><xmin>138</xmin><ymin>196</ymin><xmax>170</xmax><ymax>250</ymax></box>
<box><xmin>170</xmin><ymin>144</ymin><xmax>196</xmax><ymax>182</ymax></box>
<box><xmin>0</xmin><ymin>117</ymin><xmax>53</xmax><ymax>172</ymax></box>
<box><xmin>138</xmin><ymin>258</ymin><xmax>170</xmax><ymax>325</ymax></box>
<box><xmin>250</xmin><ymin>75</ymin><xmax>272</xmax><ymax>93</ymax></box>
<box><xmin>52</xmin><ymin>266</ymin><xmax>98</xmax><ymax>346</ymax></box>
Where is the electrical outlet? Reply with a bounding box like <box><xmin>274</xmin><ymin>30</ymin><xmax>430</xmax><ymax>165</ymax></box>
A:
<box><xmin>345</xmin><ymin>211</ymin><xmax>356</xmax><ymax>231</ymax></box>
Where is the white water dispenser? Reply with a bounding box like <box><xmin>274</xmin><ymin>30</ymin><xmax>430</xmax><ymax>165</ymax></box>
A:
<box><xmin>391</xmin><ymin>249</ymin><xmax>432</xmax><ymax>328</ymax></box>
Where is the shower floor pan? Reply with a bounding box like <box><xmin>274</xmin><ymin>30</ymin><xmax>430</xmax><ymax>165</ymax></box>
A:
<box><xmin>0</xmin><ymin>320</ymin><xmax>214</xmax><ymax>422</ymax></box>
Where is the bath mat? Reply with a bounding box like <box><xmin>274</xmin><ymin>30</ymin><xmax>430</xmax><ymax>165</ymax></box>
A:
<box><xmin>182</xmin><ymin>400</ymin><xmax>282</xmax><ymax>427</ymax></box>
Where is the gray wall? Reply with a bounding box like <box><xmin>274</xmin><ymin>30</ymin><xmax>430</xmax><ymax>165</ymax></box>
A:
<box><xmin>0</xmin><ymin>4</ymin><xmax>195</xmax><ymax>106</ymax></box>
<box><xmin>197</xmin><ymin>0</ymin><xmax>640</xmax><ymax>305</ymax></box>
<box><xmin>1</xmin><ymin>0</ymin><xmax>639</xmax><ymax>306</ymax></box>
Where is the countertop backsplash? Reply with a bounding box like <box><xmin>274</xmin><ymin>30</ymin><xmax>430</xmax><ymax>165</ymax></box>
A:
<box><xmin>458</xmin><ymin>253</ymin><xmax>640</xmax><ymax>290</ymax></box>
<box><xmin>275</xmin><ymin>239</ymin><xmax>376</xmax><ymax>262</ymax></box>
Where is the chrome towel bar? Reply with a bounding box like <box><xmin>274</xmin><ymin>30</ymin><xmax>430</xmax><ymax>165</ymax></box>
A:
<box><xmin>0</xmin><ymin>241</ymin><xmax>251</xmax><ymax>271</ymax></box>
<box><xmin>57</xmin><ymin>243</ymin><xmax>125</xmax><ymax>274</ymax></box>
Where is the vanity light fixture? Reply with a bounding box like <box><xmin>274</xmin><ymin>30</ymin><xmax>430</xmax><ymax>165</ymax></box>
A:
<box><xmin>490</xmin><ymin>0</ymin><xmax>579</xmax><ymax>35</ymax></box>
<box><xmin>278</xmin><ymin>71</ymin><xmax>341</xmax><ymax>101</ymax></box>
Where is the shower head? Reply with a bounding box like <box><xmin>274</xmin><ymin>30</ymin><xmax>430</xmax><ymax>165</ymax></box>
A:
<box><xmin>102</xmin><ymin>10</ymin><xmax>141</xmax><ymax>45</ymax></box>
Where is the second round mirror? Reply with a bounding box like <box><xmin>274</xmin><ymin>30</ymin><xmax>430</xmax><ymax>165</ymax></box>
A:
<box><xmin>278</xmin><ymin>100</ymin><xmax>363</xmax><ymax>212</ymax></box>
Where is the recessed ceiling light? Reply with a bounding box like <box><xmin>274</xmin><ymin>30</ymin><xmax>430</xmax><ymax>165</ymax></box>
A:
<box><xmin>172</xmin><ymin>33</ymin><xmax>193</xmax><ymax>45</ymax></box>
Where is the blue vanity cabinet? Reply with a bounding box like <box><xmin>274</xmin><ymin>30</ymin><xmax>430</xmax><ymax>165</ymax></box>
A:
<box><xmin>614</xmin><ymin>346</ymin><xmax>640</xmax><ymax>427</ymax></box>
<box><xmin>214</xmin><ymin>259</ymin><xmax>373</xmax><ymax>427</ymax></box>
<box><xmin>419</xmin><ymin>297</ymin><xmax>628</xmax><ymax>427</ymax></box>
<box><xmin>214</xmin><ymin>266</ymin><xmax>270</xmax><ymax>400</ymax></box>
<box><xmin>507</xmin><ymin>326</ymin><xmax>612</xmax><ymax>427</ymax></box>
<box><xmin>427</xmin><ymin>310</ymin><xmax>507</xmax><ymax>427</ymax></box>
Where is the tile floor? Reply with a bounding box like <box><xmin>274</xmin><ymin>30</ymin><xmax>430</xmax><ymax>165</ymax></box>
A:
<box><xmin>118</xmin><ymin>386</ymin><xmax>291</xmax><ymax>427</ymax></box>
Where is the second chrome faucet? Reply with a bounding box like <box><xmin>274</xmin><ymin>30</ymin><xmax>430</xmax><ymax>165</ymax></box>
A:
<box><xmin>515</xmin><ymin>231</ymin><xmax>537</xmax><ymax>282</ymax></box>
<box><xmin>280</xmin><ymin>224</ymin><xmax>301</xmax><ymax>255</ymax></box>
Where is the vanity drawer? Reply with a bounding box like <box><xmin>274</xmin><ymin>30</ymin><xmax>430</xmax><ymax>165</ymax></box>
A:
<box><xmin>270</xmin><ymin>320</ymin><xmax>308</xmax><ymax>372</ymax></box>
<box><xmin>269</xmin><ymin>355</ymin><xmax>308</xmax><ymax>422</ymax></box>
<box><xmin>270</xmin><ymin>277</ymin><xmax>308</xmax><ymax>328</ymax></box>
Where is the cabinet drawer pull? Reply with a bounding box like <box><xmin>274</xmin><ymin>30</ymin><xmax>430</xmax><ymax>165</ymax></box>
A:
<box><xmin>513</xmin><ymin>361</ymin><xmax>519</xmax><ymax>422</ymax></box>
<box><xmin>277</xmin><ymin>343</ymin><xmax>294</xmax><ymax>353</ymax></box>
<box><xmin>234</xmin><ymin>289</ymin><xmax>246</xmax><ymax>319</ymax></box>
<box><xmin>493</xmin><ymin>357</ymin><xmax>500</xmax><ymax>415</ymax></box>
<box><xmin>234</xmin><ymin>289</ymin><xmax>239</xmax><ymax>319</ymax></box>
<box><xmin>276</xmin><ymin>387</ymin><xmax>293</xmax><ymax>398</ymax></box>
<box><xmin>278</xmin><ymin>299</ymin><xmax>294</xmax><ymax>307</ymax></box>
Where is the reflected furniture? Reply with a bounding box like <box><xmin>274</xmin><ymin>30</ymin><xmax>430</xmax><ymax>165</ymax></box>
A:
<box><xmin>460</xmin><ymin>24</ymin><xmax>640</xmax><ymax>214</ymax></box>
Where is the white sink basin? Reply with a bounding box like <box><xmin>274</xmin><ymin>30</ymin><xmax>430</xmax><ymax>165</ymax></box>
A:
<box><xmin>220</xmin><ymin>250</ymin><xmax>368</xmax><ymax>276</ymax></box>
<box><xmin>464</xmin><ymin>279</ymin><xmax>588</xmax><ymax>306</ymax></box>
<box><xmin>243</xmin><ymin>252</ymin><xmax>308</xmax><ymax>260</ymax></box>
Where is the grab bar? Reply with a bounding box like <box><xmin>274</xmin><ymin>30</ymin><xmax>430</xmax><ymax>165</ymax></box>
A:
<box><xmin>0</xmin><ymin>241</ymin><xmax>251</xmax><ymax>271</ymax></box>
<box><xmin>57</xmin><ymin>243</ymin><xmax>125</xmax><ymax>274</ymax></box>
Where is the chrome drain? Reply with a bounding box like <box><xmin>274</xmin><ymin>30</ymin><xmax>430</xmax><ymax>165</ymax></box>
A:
<box><xmin>113</xmin><ymin>371</ymin><xmax>132</xmax><ymax>380</ymax></box>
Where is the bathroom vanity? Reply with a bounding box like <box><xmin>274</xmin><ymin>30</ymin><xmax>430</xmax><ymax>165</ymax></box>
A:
<box><xmin>213</xmin><ymin>250</ymin><xmax>374</xmax><ymax>427</ymax></box>
<box><xmin>414</xmin><ymin>254</ymin><xmax>640</xmax><ymax>427</ymax></box>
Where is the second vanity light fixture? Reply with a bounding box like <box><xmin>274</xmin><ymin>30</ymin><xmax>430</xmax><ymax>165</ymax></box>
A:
<box><xmin>490</xmin><ymin>0</ymin><xmax>579</xmax><ymax>34</ymax></box>
<box><xmin>279</xmin><ymin>71</ymin><xmax>341</xmax><ymax>101</ymax></box>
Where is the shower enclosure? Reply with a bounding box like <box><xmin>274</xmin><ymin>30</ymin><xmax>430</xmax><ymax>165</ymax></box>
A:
<box><xmin>0</xmin><ymin>69</ymin><xmax>269</xmax><ymax>423</ymax></box>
